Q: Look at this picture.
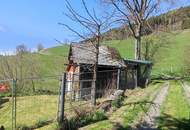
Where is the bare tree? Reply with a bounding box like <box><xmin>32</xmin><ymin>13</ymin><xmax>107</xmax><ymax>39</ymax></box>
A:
<box><xmin>0</xmin><ymin>45</ymin><xmax>40</xmax><ymax>94</ymax></box>
<box><xmin>100</xmin><ymin>0</ymin><xmax>174</xmax><ymax>87</ymax></box>
<box><xmin>102</xmin><ymin>0</ymin><xmax>173</xmax><ymax>60</ymax></box>
<box><xmin>16</xmin><ymin>44</ymin><xmax>29</xmax><ymax>55</ymax></box>
<box><xmin>60</xmin><ymin>0</ymin><xmax>115</xmax><ymax>105</ymax></box>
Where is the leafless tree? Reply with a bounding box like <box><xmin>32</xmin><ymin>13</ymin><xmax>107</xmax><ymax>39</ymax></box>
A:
<box><xmin>100</xmin><ymin>0</ymin><xmax>174</xmax><ymax>87</ymax></box>
<box><xmin>60</xmin><ymin>0</ymin><xmax>115</xmax><ymax>105</ymax></box>
<box><xmin>16</xmin><ymin>44</ymin><xmax>29</xmax><ymax>55</ymax></box>
<box><xmin>0</xmin><ymin>45</ymin><xmax>40</xmax><ymax>93</ymax></box>
<box><xmin>102</xmin><ymin>0</ymin><xmax>173</xmax><ymax>60</ymax></box>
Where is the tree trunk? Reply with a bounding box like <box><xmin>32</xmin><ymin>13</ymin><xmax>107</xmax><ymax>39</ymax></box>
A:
<box><xmin>135</xmin><ymin>25</ymin><xmax>142</xmax><ymax>87</ymax></box>
<box><xmin>91</xmin><ymin>43</ymin><xmax>99</xmax><ymax>105</ymax></box>
<box><xmin>31</xmin><ymin>80</ymin><xmax>35</xmax><ymax>92</ymax></box>
<box><xmin>91</xmin><ymin>28</ymin><xmax>100</xmax><ymax>106</ymax></box>
<box><xmin>135</xmin><ymin>35</ymin><xmax>141</xmax><ymax>60</ymax></box>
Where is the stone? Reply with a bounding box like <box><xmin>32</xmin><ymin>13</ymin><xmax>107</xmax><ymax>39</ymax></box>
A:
<box><xmin>109</xmin><ymin>90</ymin><xmax>124</xmax><ymax>100</ymax></box>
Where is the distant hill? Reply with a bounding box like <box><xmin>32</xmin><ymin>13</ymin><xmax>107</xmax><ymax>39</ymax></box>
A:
<box><xmin>2</xmin><ymin>6</ymin><xmax>190</xmax><ymax>78</ymax></box>
<box><xmin>37</xmin><ymin>29</ymin><xmax>190</xmax><ymax>78</ymax></box>
<box><xmin>103</xmin><ymin>6</ymin><xmax>190</xmax><ymax>41</ymax></box>
<box><xmin>104</xmin><ymin>29</ymin><xmax>190</xmax><ymax>77</ymax></box>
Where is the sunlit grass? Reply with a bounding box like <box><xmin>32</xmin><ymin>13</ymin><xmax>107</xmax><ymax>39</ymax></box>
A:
<box><xmin>80</xmin><ymin>82</ymin><xmax>163</xmax><ymax>130</ymax></box>
<box><xmin>158</xmin><ymin>81</ymin><xmax>190</xmax><ymax>130</ymax></box>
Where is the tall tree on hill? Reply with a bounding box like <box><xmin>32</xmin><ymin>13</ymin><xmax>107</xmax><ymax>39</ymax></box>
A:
<box><xmin>101</xmin><ymin>0</ymin><xmax>174</xmax><ymax>87</ymax></box>
<box><xmin>60</xmin><ymin>0</ymin><xmax>114</xmax><ymax>105</ymax></box>
<box><xmin>102</xmin><ymin>0</ymin><xmax>173</xmax><ymax>60</ymax></box>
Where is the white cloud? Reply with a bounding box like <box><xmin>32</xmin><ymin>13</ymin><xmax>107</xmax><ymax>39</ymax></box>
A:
<box><xmin>0</xmin><ymin>49</ymin><xmax>16</xmax><ymax>56</ymax></box>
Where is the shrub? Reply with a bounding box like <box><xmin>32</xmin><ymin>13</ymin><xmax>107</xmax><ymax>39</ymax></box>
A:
<box><xmin>67</xmin><ymin>117</ymin><xmax>78</xmax><ymax>130</ymax></box>
<box><xmin>111</xmin><ymin>96</ymin><xmax>124</xmax><ymax>109</ymax></box>
<box><xmin>65</xmin><ymin>109</ymin><xmax>108</xmax><ymax>130</ymax></box>
<box><xmin>16</xmin><ymin>125</ymin><xmax>31</xmax><ymax>130</ymax></box>
<box><xmin>92</xmin><ymin>110</ymin><xmax>108</xmax><ymax>121</ymax></box>
<box><xmin>182</xmin><ymin>19</ymin><xmax>190</xmax><ymax>29</ymax></box>
<box><xmin>35</xmin><ymin>119</ymin><xmax>48</xmax><ymax>128</ymax></box>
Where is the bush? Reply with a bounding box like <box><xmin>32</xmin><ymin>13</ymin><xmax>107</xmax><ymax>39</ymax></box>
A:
<box><xmin>92</xmin><ymin>110</ymin><xmax>108</xmax><ymax>121</ymax></box>
<box><xmin>111</xmin><ymin>96</ymin><xmax>124</xmax><ymax>109</ymax></box>
<box><xmin>16</xmin><ymin>125</ymin><xmax>31</xmax><ymax>130</ymax></box>
<box><xmin>182</xmin><ymin>19</ymin><xmax>190</xmax><ymax>29</ymax></box>
<box><xmin>65</xmin><ymin>109</ymin><xmax>108</xmax><ymax>130</ymax></box>
<box><xmin>35</xmin><ymin>120</ymin><xmax>48</xmax><ymax>128</ymax></box>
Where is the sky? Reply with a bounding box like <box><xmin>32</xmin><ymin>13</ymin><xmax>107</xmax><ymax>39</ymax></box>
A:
<box><xmin>0</xmin><ymin>0</ymin><xmax>190</xmax><ymax>52</ymax></box>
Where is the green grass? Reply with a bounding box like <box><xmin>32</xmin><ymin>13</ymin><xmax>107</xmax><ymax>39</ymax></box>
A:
<box><xmin>0</xmin><ymin>94</ymin><xmax>92</xmax><ymax>130</ymax></box>
<box><xmin>104</xmin><ymin>29</ymin><xmax>190</xmax><ymax>77</ymax></box>
<box><xmin>34</xmin><ymin>45</ymin><xmax>69</xmax><ymax>76</ymax></box>
<box><xmin>103</xmin><ymin>39</ymin><xmax>135</xmax><ymax>59</ymax></box>
<box><xmin>33</xmin><ymin>29</ymin><xmax>190</xmax><ymax>77</ymax></box>
<box><xmin>152</xmin><ymin>30</ymin><xmax>190</xmax><ymax>76</ymax></box>
<box><xmin>80</xmin><ymin>82</ymin><xmax>163</xmax><ymax>130</ymax></box>
<box><xmin>158</xmin><ymin>81</ymin><xmax>190</xmax><ymax>130</ymax></box>
<box><xmin>5</xmin><ymin>29</ymin><xmax>187</xmax><ymax>78</ymax></box>
<box><xmin>0</xmin><ymin>95</ymin><xmax>59</xmax><ymax>130</ymax></box>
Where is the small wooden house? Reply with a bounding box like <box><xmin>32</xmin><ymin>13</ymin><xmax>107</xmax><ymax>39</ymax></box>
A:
<box><xmin>66</xmin><ymin>42</ymin><xmax>126</xmax><ymax>98</ymax></box>
<box><xmin>66</xmin><ymin>42</ymin><xmax>153</xmax><ymax>99</ymax></box>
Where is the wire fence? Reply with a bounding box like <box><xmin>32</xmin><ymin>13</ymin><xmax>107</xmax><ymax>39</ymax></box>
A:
<box><xmin>58</xmin><ymin>70</ymin><xmax>119</xmax><ymax>121</ymax></box>
<box><xmin>0</xmin><ymin>79</ymin><xmax>16</xmax><ymax>130</ymax></box>
<box><xmin>0</xmin><ymin>70</ymin><xmax>121</xmax><ymax>130</ymax></box>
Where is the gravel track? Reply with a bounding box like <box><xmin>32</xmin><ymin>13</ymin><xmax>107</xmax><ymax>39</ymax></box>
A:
<box><xmin>137</xmin><ymin>82</ymin><xmax>170</xmax><ymax>130</ymax></box>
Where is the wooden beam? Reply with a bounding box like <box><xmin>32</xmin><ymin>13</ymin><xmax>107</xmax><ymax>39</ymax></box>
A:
<box><xmin>117</xmin><ymin>69</ymin><xmax>121</xmax><ymax>89</ymax></box>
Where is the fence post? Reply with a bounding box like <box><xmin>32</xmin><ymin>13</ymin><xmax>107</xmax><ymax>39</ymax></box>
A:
<box><xmin>58</xmin><ymin>73</ymin><xmax>67</xmax><ymax>124</ymax></box>
<box><xmin>12</xmin><ymin>79</ymin><xmax>17</xmax><ymax>130</ymax></box>
<box><xmin>91</xmin><ymin>79</ymin><xmax>96</xmax><ymax>106</ymax></box>
<box><xmin>117</xmin><ymin>69</ymin><xmax>121</xmax><ymax>89</ymax></box>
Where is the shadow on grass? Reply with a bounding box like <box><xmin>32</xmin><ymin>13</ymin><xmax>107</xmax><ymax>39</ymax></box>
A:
<box><xmin>157</xmin><ymin>113</ymin><xmax>190</xmax><ymax>130</ymax></box>
<box><xmin>17</xmin><ymin>119</ymin><xmax>54</xmax><ymax>130</ymax></box>
<box><xmin>111</xmin><ymin>113</ymin><xmax>190</xmax><ymax>130</ymax></box>
<box><xmin>111</xmin><ymin>122</ymin><xmax>132</xmax><ymax>130</ymax></box>
<box><xmin>0</xmin><ymin>97</ymin><xmax>9</xmax><ymax>109</ymax></box>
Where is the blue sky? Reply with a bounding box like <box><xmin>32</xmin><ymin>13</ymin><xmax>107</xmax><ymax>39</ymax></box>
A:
<box><xmin>0</xmin><ymin>0</ymin><xmax>189</xmax><ymax>51</ymax></box>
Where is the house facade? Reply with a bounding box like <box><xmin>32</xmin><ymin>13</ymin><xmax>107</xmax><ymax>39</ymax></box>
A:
<box><xmin>66</xmin><ymin>42</ymin><xmax>126</xmax><ymax>99</ymax></box>
<box><xmin>66</xmin><ymin>42</ymin><xmax>152</xmax><ymax>99</ymax></box>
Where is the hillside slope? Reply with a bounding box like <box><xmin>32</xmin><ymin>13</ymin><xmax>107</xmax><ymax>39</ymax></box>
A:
<box><xmin>103</xmin><ymin>5</ymin><xmax>190</xmax><ymax>41</ymax></box>
<box><xmin>40</xmin><ymin>29</ymin><xmax>190</xmax><ymax>77</ymax></box>
<box><xmin>104</xmin><ymin>29</ymin><xmax>190</xmax><ymax>77</ymax></box>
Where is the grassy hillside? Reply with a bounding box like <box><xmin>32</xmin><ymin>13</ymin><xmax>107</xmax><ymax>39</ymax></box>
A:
<box><xmin>104</xmin><ymin>29</ymin><xmax>190</xmax><ymax>77</ymax></box>
<box><xmin>31</xmin><ymin>29</ymin><xmax>190</xmax><ymax>78</ymax></box>
<box><xmin>35</xmin><ymin>45</ymin><xmax>69</xmax><ymax>76</ymax></box>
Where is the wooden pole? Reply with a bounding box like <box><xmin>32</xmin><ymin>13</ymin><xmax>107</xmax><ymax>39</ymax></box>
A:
<box><xmin>91</xmin><ymin>25</ymin><xmax>100</xmax><ymax>106</ymax></box>
<box><xmin>117</xmin><ymin>69</ymin><xmax>120</xmax><ymax>89</ymax></box>
<box><xmin>58</xmin><ymin>73</ymin><xmax>66</xmax><ymax>124</ymax></box>
<box><xmin>12</xmin><ymin>79</ymin><xmax>17</xmax><ymax>130</ymax></box>
<box><xmin>134</xmin><ymin>69</ymin><xmax>138</xmax><ymax>88</ymax></box>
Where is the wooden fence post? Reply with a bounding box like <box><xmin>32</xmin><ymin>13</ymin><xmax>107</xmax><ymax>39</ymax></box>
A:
<box><xmin>58</xmin><ymin>73</ymin><xmax>67</xmax><ymax>124</ymax></box>
<box><xmin>134</xmin><ymin>69</ymin><xmax>138</xmax><ymax>88</ymax></box>
<box><xmin>12</xmin><ymin>79</ymin><xmax>17</xmax><ymax>130</ymax></box>
<box><xmin>117</xmin><ymin>69</ymin><xmax>121</xmax><ymax>89</ymax></box>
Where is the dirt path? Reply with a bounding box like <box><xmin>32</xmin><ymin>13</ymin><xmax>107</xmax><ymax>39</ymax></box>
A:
<box><xmin>181</xmin><ymin>81</ymin><xmax>190</xmax><ymax>104</ymax></box>
<box><xmin>137</xmin><ymin>82</ymin><xmax>169</xmax><ymax>130</ymax></box>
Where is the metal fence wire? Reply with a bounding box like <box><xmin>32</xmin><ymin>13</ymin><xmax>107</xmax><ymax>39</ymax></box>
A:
<box><xmin>0</xmin><ymin>79</ymin><xmax>16</xmax><ymax>130</ymax></box>
<box><xmin>58</xmin><ymin>70</ymin><xmax>119</xmax><ymax>122</ymax></box>
<box><xmin>0</xmin><ymin>70</ymin><xmax>121</xmax><ymax>130</ymax></box>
